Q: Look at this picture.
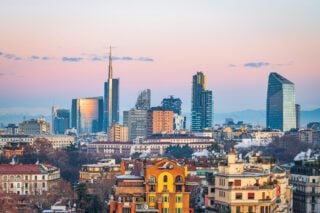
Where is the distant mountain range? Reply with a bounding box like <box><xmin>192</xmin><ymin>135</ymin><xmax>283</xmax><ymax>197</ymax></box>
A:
<box><xmin>0</xmin><ymin>108</ymin><xmax>319</xmax><ymax>128</ymax></box>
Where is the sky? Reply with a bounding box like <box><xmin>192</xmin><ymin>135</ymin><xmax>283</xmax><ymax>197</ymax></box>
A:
<box><xmin>0</xmin><ymin>0</ymin><xmax>319</xmax><ymax>116</ymax></box>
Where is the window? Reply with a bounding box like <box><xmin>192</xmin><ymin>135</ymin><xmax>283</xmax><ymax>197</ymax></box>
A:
<box><xmin>210</xmin><ymin>187</ymin><xmax>215</xmax><ymax>193</ymax></box>
<box><xmin>260</xmin><ymin>206</ymin><xmax>265</xmax><ymax>213</ymax></box>
<box><xmin>34</xmin><ymin>176</ymin><xmax>37</xmax><ymax>180</ymax></box>
<box><xmin>150</xmin><ymin>185</ymin><xmax>155</xmax><ymax>192</ymax></box>
<box><xmin>175</xmin><ymin>208</ymin><xmax>182</xmax><ymax>213</ymax></box>
<box><xmin>175</xmin><ymin>176</ymin><xmax>183</xmax><ymax>182</ymax></box>
<box><xmin>163</xmin><ymin>208</ymin><xmax>169</xmax><ymax>213</ymax></box>
<box><xmin>234</xmin><ymin>179</ymin><xmax>241</xmax><ymax>187</ymax></box>
<box><xmin>248</xmin><ymin>193</ymin><xmax>255</xmax><ymax>200</ymax></box>
<box><xmin>176</xmin><ymin>196</ymin><xmax>182</xmax><ymax>203</ymax></box>
<box><xmin>42</xmin><ymin>175</ymin><xmax>45</xmax><ymax>180</ymax></box>
<box><xmin>149</xmin><ymin>196</ymin><xmax>155</xmax><ymax>202</ymax></box>
<box><xmin>176</xmin><ymin>185</ymin><xmax>182</xmax><ymax>192</ymax></box>
<box><xmin>248</xmin><ymin>206</ymin><xmax>253</xmax><ymax>213</ymax></box>
<box><xmin>236</xmin><ymin>206</ymin><xmax>241</xmax><ymax>213</ymax></box>
<box><xmin>10</xmin><ymin>183</ymin><xmax>13</xmax><ymax>188</ymax></box>
<box><xmin>235</xmin><ymin>193</ymin><xmax>242</xmax><ymax>200</ymax></box>
<box><xmin>25</xmin><ymin>183</ymin><xmax>28</xmax><ymax>188</ymax></box>
<box><xmin>163</xmin><ymin>196</ymin><xmax>169</xmax><ymax>202</ymax></box>
<box><xmin>42</xmin><ymin>182</ymin><xmax>45</xmax><ymax>188</ymax></box>
<box><xmin>163</xmin><ymin>175</ymin><xmax>168</xmax><ymax>183</ymax></box>
<box><xmin>149</xmin><ymin>176</ymin><xmax>156</xmax><ymax>183</ymax></box>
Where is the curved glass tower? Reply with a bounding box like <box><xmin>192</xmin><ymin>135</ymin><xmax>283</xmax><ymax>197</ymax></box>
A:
<box><xmin>266</xmin><ymin>72</ymin><xmax>296</xmax><ymax>132</ymax></box>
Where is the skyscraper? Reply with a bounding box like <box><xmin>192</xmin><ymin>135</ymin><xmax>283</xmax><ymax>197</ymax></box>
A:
<box><xmin>124</xmin><ymin>109</ymin><xmax>148</xmax><ymax>141</ymax></box>
<box><xmin>191</xmin><ymin>72</ymin><xmax>213</xmax><ymax>131</ymax></box>
<box><xmin>295</xmin><ymin>104</ymin><xmax>300</xmax><ymax>129</ymax></box>
<box><xmin>52</xmin><ymin>106</ymin><xmax>70</xmax><ymax>134</ymax></box>
<box><xmin>161</xmin><ymin>95</ymin><xmax>182</xmax><ymax>115</ymax></box>
<box><xmin>71</xmin><ymin>97</ymin><xmax>103</xmax><ymax>134</ymax></box>
<box><xmin>104</xmin><ymin>47</ymin><xmax>119</xmax><ymax>133</ymax></box>
<box><xmin>135</xmin><ymin>89</ymin><xmax>151</xmax><ymax>110</ymax></box>
<box><xmin>266</xmin><ymin>72</ymin><xmax>296</xmax><ymax>131</ymax></box>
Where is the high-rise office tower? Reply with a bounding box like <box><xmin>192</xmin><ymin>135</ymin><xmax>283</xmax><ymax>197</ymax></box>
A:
<box><xmin>266</xmin><ymin>72</ymin><xmax>296</xmax><ymax>132</ymax></box>
<box><xmin>295</xmin><ymin>104</ymin><xmax>301</xmax><ymax>129</ymax></box>
<box><xmin>135</xmin><ymin>89</ymin><xmax>151</xmax><ymax>110</ymax></box>
<box><xmin>191</xmin><ymin>72</ymin><xmax>213</xmax><ymax>131</ymax></box>
<box><xmin>52</xmin><ymin>106</ymin><xmax>70</xmax><ymax>134</ymax></box>
<box><xmin>104</xmin><ymin>47</ymin><xmax>119</xmax><ymax>133</ymax></box>
<box><xmin>124</xmin><ymin>109</ymin><xmax>148</xmax><ymax>141</ymax></box>
<box><xmin>161</xmin><ymin>95</ymin><xmax>182</xmax><ymax>115</ymax></box>
<box><xmin>71</xmin><ymin>97</ymin><xmax>103</xmax><ymax>134</ymax></box>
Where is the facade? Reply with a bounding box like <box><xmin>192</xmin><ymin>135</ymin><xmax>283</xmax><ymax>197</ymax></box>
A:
<box><xmin>35</xmin><ymin>135</ymin><xmax>75</xmax><ymax>149</ymax></box>
<box><xmin>71</xmin><ymin>97</ymin><xmax>103</xmax><ymax>134</ymax></box>
<box><xmin>79</xmin><ymin>159</ymin><xmax>123</xmax><ymax>183</ymax></box>
<box><xmin>0</xmin><ymin>135</ymin><xmax>34</xmax><ymax>146</ymax></box>
<box><xmin>290</xmin><ymin>159</ymin><xmax>320</xmax><ymax>213</ymax></box>
<box><xmin>109</xmin><ymin>158</ymin><xmax>192</xmax><ymax>213</ymax></box>
<box><xmin>147</xmin><ymin>107</ymin><xmax>174</xmax><ymax>137</ymax></box>
<box><xmin>135</xmin><ymin>89</ymin><xmax>151</xmax><ymax>110</ymax></box>
<box><xmin>87</xmin><ymin>141</ymin><xmax>212</xmax><ymax>157</ymax></box>
<box><xmin>208</xmin><ymin>151</ymin><xmax>292</xmax><ymax>213</ymax></box>
<box><xmin>108</xmin><ymin>124</ymin><xmax>129</xmax><ymax>142</ymax></box>
<box><xmin>104</xmin><ymin>47</ymin><xmax>119</xmax><ymax>133</ymax></box>
<box><xmin>191</xmin><ymin>72</ymin><xmax>213</xmax><ymax>131</ymax></box>
<box><xmin>161</xmin><ymin>95</ymin><xmax>182</xmax><ymax>115</ymax></box>
<box><xmin>19</xmin><ymin>118</ymin><xmax>50</xmax><ymax>135</ymax></box>
<box><xmin>52</xmin><ymin>106</ymin><xmax>70</xmax><ymax>134</ymax></box>
<box><xmin>0</xmin><ymin>163</ymin><xmax>60</xmax><ymax>195</ymax></box>
<box><xmin>125</xmin><ymin>109</ymin><xmax>148</xmax><ymax>141</ymax></box>
<box><xmin>266</xmin><ymin>72</ymin><xmax>296</xmax><ymax>132</ymax></box>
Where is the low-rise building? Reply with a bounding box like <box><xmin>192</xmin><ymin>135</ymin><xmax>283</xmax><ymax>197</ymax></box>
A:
<box><xmin>0</xmin><ymin>163</ymin><xmax>60</xmax><ymax>195</ymax></box>
<box><xmin>35</xmin><ymin>135</ymin><xmax>75</xmax><ymax>149</ymax></box>
<box><xmin>290</xmin><ymin>157</ymin><xmax>320</xmax><ymax>213</ymax></box>
<box><xmin>0</xmin><ymin>135</ymin><xmax>34</xmax><ymax>146</ymax></box>
<box><xmin>79</xmin><ymin>159</ymin><xmax>124</xmax><ymax>183</ymax></box>
<box><xmin>108</xmin><ymin>124</ymin><xmax>128</xmax><ymax>142</ymax></box>
<box><xmin>206</xmin><ymin>150</ymin><xmax>292</xmax><ymax>213</ymax></box>
<box><xmin>19</xmin><ymin>118</ymin><xmax>50</xmax><ymax>135</ymax></box>
<box><xmin>109</xmin><ymin>158</ymin><xmax>193</xmax><ymax>213</ymax></box>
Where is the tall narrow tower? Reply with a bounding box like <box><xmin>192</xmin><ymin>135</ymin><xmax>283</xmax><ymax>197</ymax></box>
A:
<box><xmin>104</xmin><ymin>47</ymin><xmax>119</xmax><ymax>132</ymax></box>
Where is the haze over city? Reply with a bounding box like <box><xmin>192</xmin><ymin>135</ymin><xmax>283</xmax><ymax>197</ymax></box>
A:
<box><xmin>1</xmin><ymin>0</ymin><xmax>320</xmax><ymax>117</ymax></box>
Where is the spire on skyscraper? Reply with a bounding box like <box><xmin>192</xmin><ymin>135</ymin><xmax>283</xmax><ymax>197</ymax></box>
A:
<box><xmin>108</xmin><ymin>46</ymin><xmax>113</xmax><ymax>79</ymax></box>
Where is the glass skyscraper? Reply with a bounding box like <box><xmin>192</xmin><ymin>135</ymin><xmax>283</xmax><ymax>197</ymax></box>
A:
<box><xmin>191</xmin><ymin>72</ymin><xmax>213</xmax><ymax>131</ymax></box>
<box><xmin>161</xmin><ymin>95</ymin><xmax>182</xmax><ymax>115</ymax></box>
<box><xmin>266</xmin><ymin>72</ymin><xmax>296</xmax><ymax>132</ymax></box>
<box><xmin>104</xmin><ymin>47</ymin><xmax>119</xmax><ymax>132</ymax></box>
<box><xmin>135</xmin><ymin>89</ymin><xmax>151</xmax><ymax>110</ymax></box>
<box><xmin>52</xmin><ymin>106</ymin><xmax>70</xmax><ymax>134</ymax></box>
<box><xmin>71</xmin><ymin>97</ymin><xmax>103</xmax><ymax>134</ymax></box>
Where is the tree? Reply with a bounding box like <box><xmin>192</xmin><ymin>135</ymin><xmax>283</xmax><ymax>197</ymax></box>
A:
<box><xmin>164</xmin><ymin>145</ymin><xmax>193</xmax><ymax>158</ymax></box>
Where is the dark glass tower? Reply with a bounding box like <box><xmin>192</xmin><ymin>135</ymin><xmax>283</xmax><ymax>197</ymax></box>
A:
<box><xmin>104</xmin><ymin>47</ymin><xmax>119</xmax><ymax>132</ymax></box>
<box><xmin>135</xmin><ymin>89</ymin><xmax>151</xmax><ymax>110</ymax></box>
<box><xmin>161</xmin><ymin>95</ymin><xmax>182</xmax><ymax>115</ymax></box>
<box><xmin>52</xmin><ymin>106</ymin><xmax>70</xmax><ymax>134</ymax></box>
<box><xmin>191</xmin><ymin>72</ymin><xmax>213</xmax><ymax>131</ymax></box>
<box><xmin>266</xmin><ymin>72</ymin><xmax>296</xmax><ymax>131</ymax></box>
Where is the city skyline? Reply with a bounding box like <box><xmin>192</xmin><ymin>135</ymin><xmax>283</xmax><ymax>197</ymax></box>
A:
<box><xmin>0</xmin><ymin>0</ymin><xmax>320</xmax><ymax>116</ymax></box>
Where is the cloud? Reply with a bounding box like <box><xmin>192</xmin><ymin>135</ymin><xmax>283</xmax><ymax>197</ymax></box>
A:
<box><xmin>30</xmin><ymin>55</ymin><xmax>51</xmax><ymax>60</ymax></box>
<box><xmin>0</xmin><ymin>50</ymin><xmax>154</xmax><ymax>63</ymax></box>
<box><xmin>229</xmin><ymin>64</ymin><xmax>236</xmax><ymax>67</ymax></box>
<box><xmin>137</xmin><ymin>57</ymin><xmax>154</xmax><ymax>62</ymax></box>
<box><xmin>62</xmin><ymin>57</ymin><xmax>83</xmax><ymax>62</ymax></box>
<box><xmin>244</xmin><ymin>62</ymin><xmax>269</xmax><ymax>68</ymax></box>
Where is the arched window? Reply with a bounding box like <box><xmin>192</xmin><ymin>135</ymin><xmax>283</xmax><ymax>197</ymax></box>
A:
<box><xmin>175</xmin><ymin>175</ymin><xmax>183</xmax><ymax>183</ymax></box>
<box><xmin>163</xmin><ymin>175</ymin><xmax>168</xmax><ymax>183</ymax></box>
<box><xmin>149</xmin><ymin>176</ymin><xmax>156</xmax><ymax>183</ymax></box>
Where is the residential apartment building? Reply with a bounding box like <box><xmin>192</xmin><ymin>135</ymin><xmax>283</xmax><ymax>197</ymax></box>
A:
<box><xmin>0</xmin><ymin>163</ymin><xmax>60</xmax><ymax>195</ymax></box>
<box><xmin>108</xmin><ymin>124</ymin><xmax>128</xmax><ymax>142</ymax></box>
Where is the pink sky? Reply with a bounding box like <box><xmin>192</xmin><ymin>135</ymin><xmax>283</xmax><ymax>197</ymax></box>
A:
<box><xmin>0</xmin><ymin>0</ymin><xmax>319</xmax><ymax>115</ymax></box>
